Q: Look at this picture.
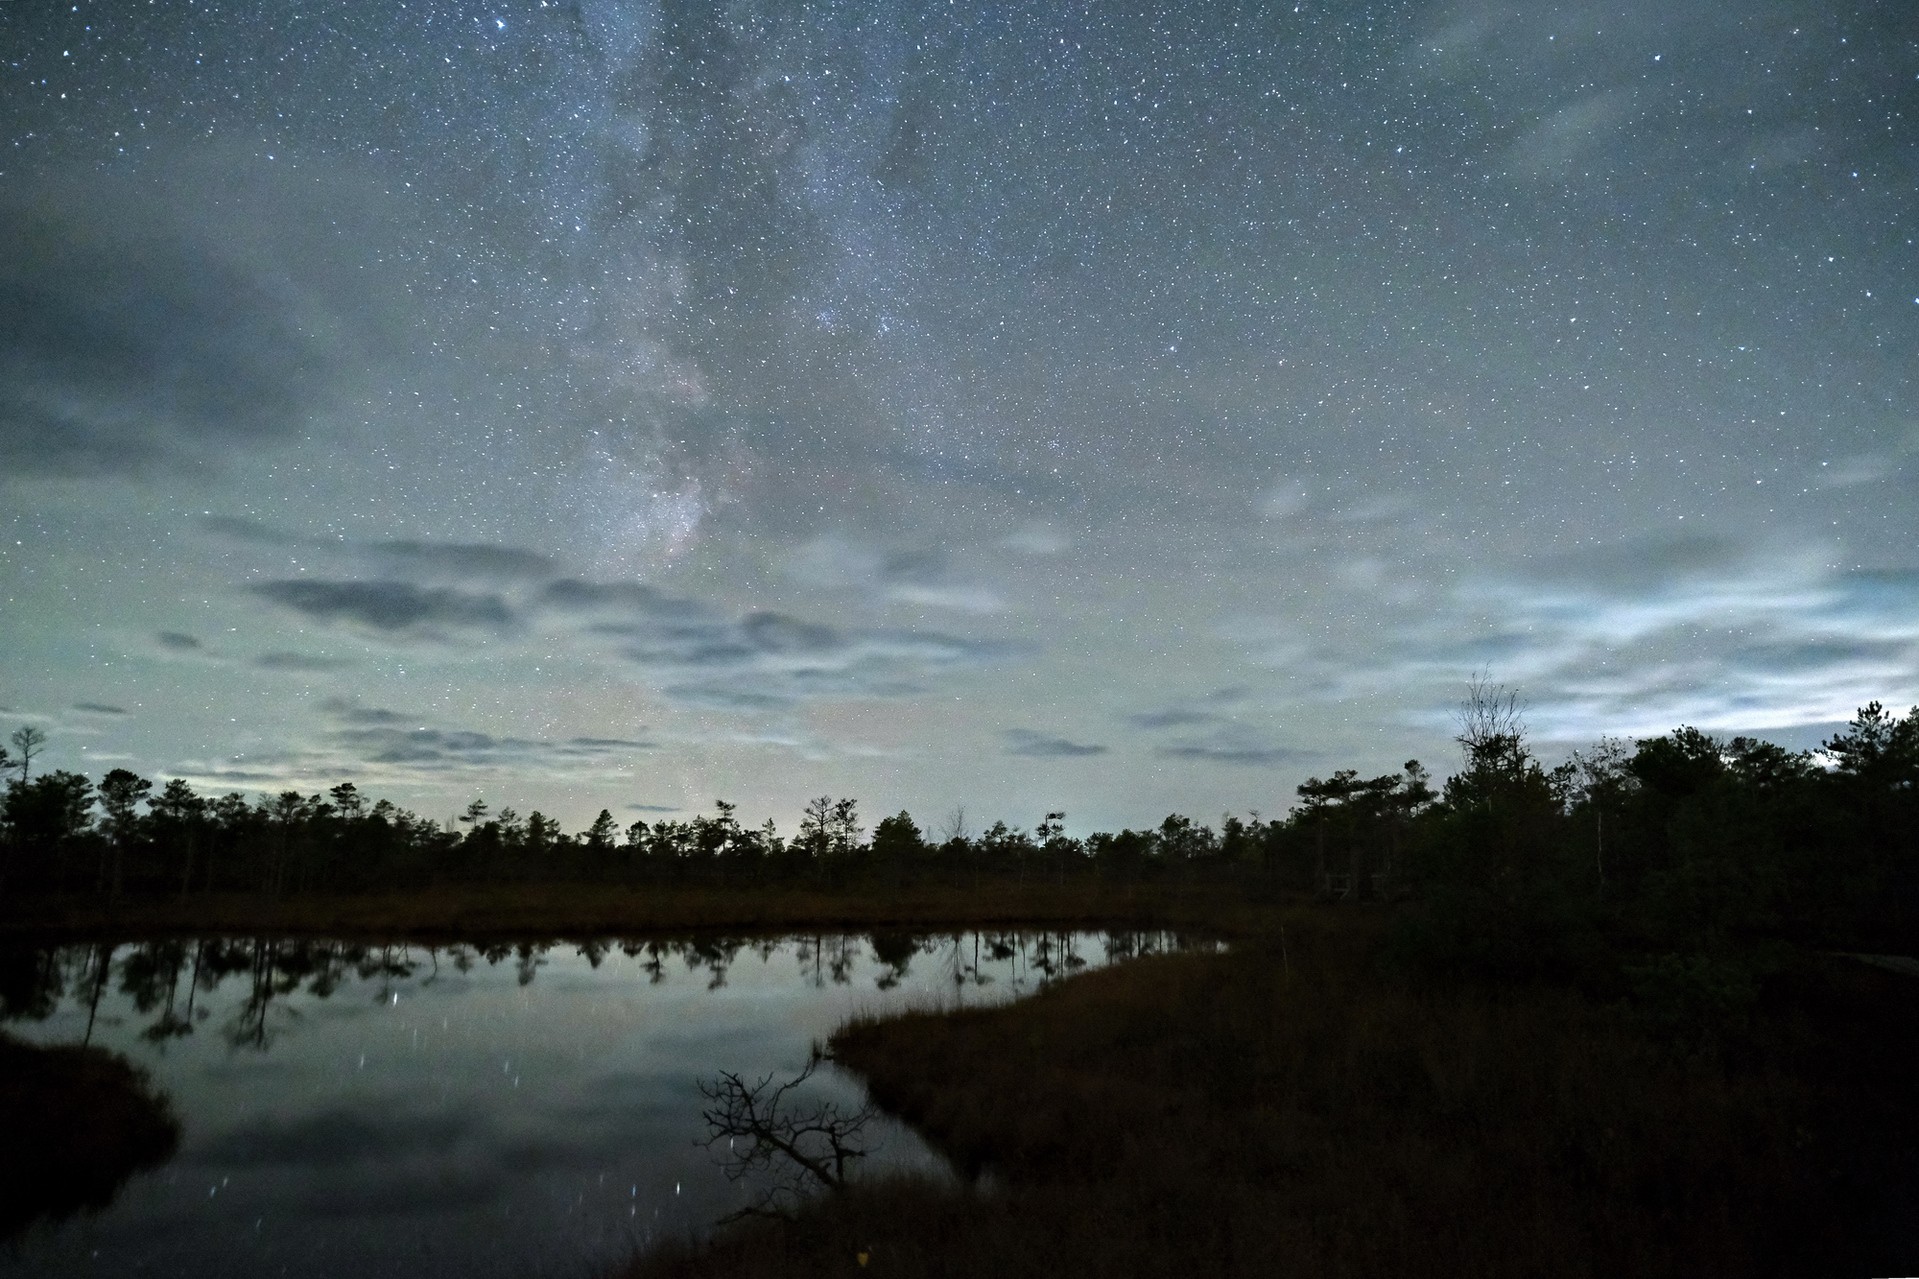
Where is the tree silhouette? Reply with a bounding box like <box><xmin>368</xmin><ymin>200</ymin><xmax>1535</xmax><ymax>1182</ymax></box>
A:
<box><xmin>9</xmin><ymin>726</ymin><xmax>47</xmax><ymax>783</ymax></box>
<box><xmin>96</xmin><ymin>769</ymin><xmax>152</xmax><ymax>900</ymax></box>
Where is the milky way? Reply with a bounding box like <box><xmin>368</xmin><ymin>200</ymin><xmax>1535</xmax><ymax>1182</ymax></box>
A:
<box><xmin>3</xmin><ymin>0</ymin><xmax>1915</xmax><ymax>830</ymax></box>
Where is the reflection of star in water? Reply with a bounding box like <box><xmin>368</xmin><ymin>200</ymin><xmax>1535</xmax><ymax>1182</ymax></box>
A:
<box><xmin>579</xmin><ymin>451</ymin><xmax>708</xmax><ymax>577</ymax></box>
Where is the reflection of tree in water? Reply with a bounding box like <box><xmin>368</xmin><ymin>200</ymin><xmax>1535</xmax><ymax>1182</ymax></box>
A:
<box><xmin>0</xmin><ymin>931</ymin><xmax>1219</xmax><ymax>1056</ymax></box>
<box><xmin>225</xmin><ymin>939</ymin><xmax>301</xmax><ymax>1050</ymax></box>
<box><xmin>868</xmin><ymin>931</ymin><xmax>931</xmax><ymax>991</ymax></box>
<box><xmin>514</xmin><ymin>943</ymin><xmax>544</xmax><ymax>988</ymax></box>
<box><xmin>119</xmin><ymin>940</ymin><xmax>198</xmax><ymax>1045</ymax></box>
<box><xmin>632</xmin><ymin>939</ymin><xmax>669</xmax><ymax>984</ymax></box>
<box><xmin>80</xmin><ymin>943</ymin><xmax>117</xmax><ymax>1046</ymax></box>
<box><xmin>683</xmin><ymin>937</ymin><xmax>744</xmax><ymax>989</ymax></box>
<box><xmin>939</xmin><ymin>931</ymin><xmax>999</xmax><ymax>997</ymax></box>
<box><xmin>355</xmin><ymin>945</ymin><xmax>419</xmax><ymax>1002</ymax></box>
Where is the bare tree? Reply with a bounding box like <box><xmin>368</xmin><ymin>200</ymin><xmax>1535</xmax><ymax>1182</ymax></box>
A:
<box><xmin>9</xmin><ymin>725</ymin><xmax>47</xmax><ymax>783</ymax></box>
<box><xmin>698</xmin><ymin>1055</ymin><xmax>875</xmax><ymax>1221</ymax></box>
<box><xmin>1455</xmin><ymin>673</ymin><xmax>1530</xmax><ymax>776</ymax></box>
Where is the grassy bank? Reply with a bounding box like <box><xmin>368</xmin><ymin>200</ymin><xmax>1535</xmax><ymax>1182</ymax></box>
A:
<box><xmin>624</xmin><ymin>910</ymin><xmax>1919</xmax><ymax>1278</ymax></box>
<box><xmin>0</xmin><ymin>878</ymin><xmax>1275</xmax><ymax>943</ymax></box>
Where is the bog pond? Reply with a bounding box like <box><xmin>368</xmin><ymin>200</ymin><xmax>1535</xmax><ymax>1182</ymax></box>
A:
<box><xmin>0</xmin><ymin>929</ymin><xmax>1212</xmax><ymax>1278</ymax></box>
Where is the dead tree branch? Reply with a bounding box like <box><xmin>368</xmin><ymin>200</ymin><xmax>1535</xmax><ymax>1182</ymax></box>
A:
<box><xmin>698</xmin><ymin>1056</ymin><xmax>875</xmax><ymax>1221</ymax></box>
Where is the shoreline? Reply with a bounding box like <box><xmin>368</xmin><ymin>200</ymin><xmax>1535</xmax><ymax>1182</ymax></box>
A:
<box><xmin>0</xmin><ymin>879</ymin><xmax>1289</xmax><ymax>945</ymax></box>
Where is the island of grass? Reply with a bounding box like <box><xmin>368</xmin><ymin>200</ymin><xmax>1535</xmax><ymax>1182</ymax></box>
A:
<box><xmin>0</xmin><ymin>1032</ymin><xmax>181</xmax><ymax>1240</ymax></box>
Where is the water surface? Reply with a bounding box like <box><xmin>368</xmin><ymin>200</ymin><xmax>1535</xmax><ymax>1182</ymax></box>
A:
<box><xmin>0</xmin><ymin>929</ymin><xmax>1207</xmax><ymax>1277</ymax></box>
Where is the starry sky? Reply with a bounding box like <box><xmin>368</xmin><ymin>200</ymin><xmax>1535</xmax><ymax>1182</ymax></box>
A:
<box><xmin>3</xmin><ymin>0</ymin><xmax>1915</xmax><ymax>834</ymax></box>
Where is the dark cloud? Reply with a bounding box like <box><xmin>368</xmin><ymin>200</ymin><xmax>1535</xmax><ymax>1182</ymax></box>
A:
<box><xmin>1156</xmin><ymin>725</ymin><xmax>1305</xmax><ymax>767</ymax></box>
<box><xmin>632</xmin><ymin>618</ymin><xmax>1024</xmax><ymax>709</ymax></box>
<box><xmin>1004</xmin><ymin>729</ymin><xmax>1108</xmax><ymax>758</ymax></box>
<box><xmin>251</xmin><ymin>580</ymin><xmax>514</xmax><ymax>636</ymax></box>
<box><xmin>1516</xmin><ymin>531</ymin><xmax>1740</xmax><ymax>596</ymax></box>
<box><xmin>539</xmin><ymin>576</ymin><xmax>1029</xmax><ymax>707</ymax></box>
<box><xmin>321</xmin><ymin>701</ymin><xmax>409</xmax><ymax>726</ymax></box>
<box><xmin>256</xmin><ymin>651</ymin><xmax>354</xmax><ymax>672</ymax></box>
<box><xmin>72</xmin><ymin>701</ymin><xmax>129</xmax><ymax>715</ymax></box>
<box><xmin>370</xmin><ymin>540</ymin><xmax>557</xmax><ymax>582</ymax></box>
<box><xmin>323</xmin><ymin>703</ymin><xmax>654</xmax><ymax>774</ymax></box>
<box><xmin>1127</xmin><ymin>708</ymin><xmax>1222</xmax><ymax>729</ymax></box>
<box><xmin>628</xmin><ymin>803</ymin><xmax>680</xmax><ymax>814</ymax></box>
<box><xmin>341</xmin><ymin>725</ymin><xmax>522</xmax><ymax>766</ymax></box>
<box><xmin>1727</xmin><ymin>638</ymin><xmax>1914</xmax><ymax>676</ymax></box>
<box><xmin>156</xmin><ymin>631</ymin><xmax>203</xmax><ymax>651</ymax></box>
<box><xmin>1124</xmin><ymin>688</ymin><xmax>1248</xmax><ymax>730</ymax></box>
<box><xmin>538</xmin><ymin>578</ymin><xmax>709</xmax><ymax>620</ymax></box>
<box><xmin>0</xmin><ymin>198</ymin><xmax>342</xmax><ymax>477</ymax></box>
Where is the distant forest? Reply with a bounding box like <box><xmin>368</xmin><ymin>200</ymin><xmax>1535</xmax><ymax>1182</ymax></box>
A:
<box><xmin>4</xmin><ymin>697</ymin><xmax>1917</xmax><ymax>968</ymax></box>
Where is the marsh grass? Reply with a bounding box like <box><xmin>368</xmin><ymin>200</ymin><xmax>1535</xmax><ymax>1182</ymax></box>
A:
<box><xmin>625</xmin><ymin>910</ymin><xmax>1919</xmax><ymax>1278</ymax></box>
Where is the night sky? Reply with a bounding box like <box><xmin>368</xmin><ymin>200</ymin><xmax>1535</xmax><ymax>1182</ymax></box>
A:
<box><xmin>3</xmin><ymin>0</ymin><xmax>1915</xmax><ymax>834</ymax></box>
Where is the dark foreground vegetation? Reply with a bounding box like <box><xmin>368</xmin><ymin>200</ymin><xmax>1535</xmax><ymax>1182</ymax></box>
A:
<box><xmin>3</xmin><ymin>695</ymin><xmax>1918</xmax><ymax>1273</ymax></box>
<box><xmin>0</xmin><ymin>1031</ymin><xmax>180</xmax><ymax>1239</ymax></box>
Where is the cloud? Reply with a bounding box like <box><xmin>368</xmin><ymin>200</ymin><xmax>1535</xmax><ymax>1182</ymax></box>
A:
<box><xmin>1514</xmin><ymin>530</ymin><xmax>1740</xmax><ymax>597</ymax></box>
<box><xmin>326</xmin><ymin>704</ymin><xmax>656</xmax><ymax>774</ymax></box>
<box><xmin>1128</xmin><ymin>708</ymin><xmax>1222</xmax><ymax>729</ymax></box>
<box><xmin>538</xmin><ymin>575</ymin><xmax>1029</xmax><ymax>708</ymax></box>
<box><xmin>256</xmin><ymin>651</ymin><xmax>354</xmax><ymax>672</ymax></box>
<box><xmin>781</xmin><ymin>534</ymin><xmax>1003</xmax><ymax>614</ymax></box>
<box><xmin>72</xmin><ymin>702</ymin><xmax>129</xmax><ymax>716</ymax></box>
<box><xmin>368</xmin><ymin>540</ymin><xmax>557</xmax><ymax>583</ymax></box>
<box><xmin>539</xmin><ymin>578</ymin><xmax>707</xmax><ymax>620</ymax></box>
<box><xmin>0</xmin><ymin>197</ymin><xmax>343</xmax><ymax>477</ymax></box>
<box><xmin>1001</xmin><ymin>522</ymin><xmax>1072</xmax><ymax>556</ymax></box>
<box><xmin>1124</xmin><ymin>687</ymin><xmax>1249</xmax><ymax>731</ymax></box>
<box><xmin>172</xmin><ymin>701</ymin><xmax>661</xmax><ymax>793</ymax></box>
<box><xmin>321</xmin><ymin>701</ymin><xmax>407</xmax><ymax>726</ymax></box>
<box><xmin>251</xmin><ymin>580</ymin><xmax>515</xmax><ymax>637</ymax></box>
<box><xmin>1156</xmin><ymin>723</ymin><xmax>1305</xmax><ymax>767</ymax></box>
<box><xmin>1382</xmin><ymin>555</ymin><xmax>1919</xmax><ymax>744</ymax></box>
<box><xmin>156</xmin><ymin>631</ymin><xmax>203</xmax><ymax>651</ymax></box>
<box><xmin>202</xmin><ymin>517</ymin><xmax>558</xmax><ymax>585</ymax></box>
<box><xmin>628</xmin><ymin>802</ymin><xmax>680</xmax><ymax>814</ymax></box>
<box><xmin>1505</xmin><ymin>89</ymin><xmax>1634</xmax><ymax>177</ymax></box>
<box><xmin>1004</xmin><ymin>729</ymin><xmax>1108</xmax><ymax>758</ymax></box>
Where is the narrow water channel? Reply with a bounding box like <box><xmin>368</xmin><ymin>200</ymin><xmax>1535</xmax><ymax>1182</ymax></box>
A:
<box><xmin>0</xmin><ymin>929</ymin><xmax>1211</xmax><ymax>1278</ymax></box>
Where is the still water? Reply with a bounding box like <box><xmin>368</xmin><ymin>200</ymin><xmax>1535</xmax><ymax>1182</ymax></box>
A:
<box><xmin>0</xmin><ymin>929</ymin><xmax>1206</xmax><ymax>1277</ymax></box>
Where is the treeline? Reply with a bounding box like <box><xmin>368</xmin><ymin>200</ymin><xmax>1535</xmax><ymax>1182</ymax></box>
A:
<box><xmin>3</xmin><ymin>699</ymin><xmax>1916</xmax><ymax>960</ymax></box>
